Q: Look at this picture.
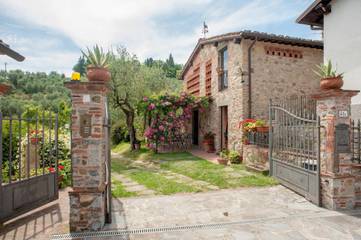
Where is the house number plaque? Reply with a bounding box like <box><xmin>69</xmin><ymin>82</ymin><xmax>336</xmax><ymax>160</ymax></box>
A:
<box><xmin>80</xmin><ymin>114</ymin><xmax>92</xmax><ymax>138</ymax></box>
<box><xmin>335</xmin><ymin>123</ymin><xmax>350</xmax><ymax>153</ymax></box>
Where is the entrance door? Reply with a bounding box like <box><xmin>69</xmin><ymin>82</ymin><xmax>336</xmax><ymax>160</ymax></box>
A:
<box><xmin>220</xmin><ymin>106</ymin><xmax>228</xmax><ymax>150</ymax></box>
<box><xmin>192</xmin><ymin>110</ymin><xmax>199</xmax><ymax>145</ymax></box>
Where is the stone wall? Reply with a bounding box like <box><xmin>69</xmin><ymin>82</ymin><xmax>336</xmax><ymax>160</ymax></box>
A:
<box><xmin>243</xmin><ymin>39</ymin><xmax>323</xmax><ymax>120</ymax></box>
<box><xmin>313</xmin><ymin>89</ymin><xmax>359</xmax><ymax>210</ymax></box>
<box><xmin>183</xmin><ymin>37</ymin><xmax>322</xmax><ymax>153</ymax></box>
<box><xmin>242</xmin><ymin>144</ymin><xmax>269</xmax><ymax>172</ymax></box>
<box><xmin>65</xmin><ymin>81</ymin><xmax>108</xmax><ymax>232</ymax></box>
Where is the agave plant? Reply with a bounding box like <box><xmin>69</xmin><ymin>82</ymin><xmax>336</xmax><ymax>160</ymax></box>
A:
<box><xmin>81</xmin><ymin>45</ymin><xmax>111</xmax><ymax>68</ymax></box>
<box><xmin>314</xmin><ymin>60</ymin><xmax>343</xmax><ymax>78</ymax></box>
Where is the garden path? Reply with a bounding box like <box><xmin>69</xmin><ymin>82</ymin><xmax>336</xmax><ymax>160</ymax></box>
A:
<box><xmin>112</xmin><ymin>172</ymin><xmax>156</xmax><ymax>196</ymax></box>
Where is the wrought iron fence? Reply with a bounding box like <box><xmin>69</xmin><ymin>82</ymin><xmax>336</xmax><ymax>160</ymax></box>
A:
<box><xmin>0</xmin><ymin>111</ymin><xmax>59</xmax><ymax>185</ymax></box>
<box><xmin>352</xmin><ymin>119</ymin><xmax>361</xmax><ymax>163</ymax></box>
<box><xmin>246</xmin><ymin>131</ymin><xmax>269</xmax><ymax>147</ymax></box>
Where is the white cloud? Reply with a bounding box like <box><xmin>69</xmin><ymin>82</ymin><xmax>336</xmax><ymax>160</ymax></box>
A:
<box><xmin>0</xmin><ymin>0</ymin><xmax>314</xmax><ymax>75</ymax></box>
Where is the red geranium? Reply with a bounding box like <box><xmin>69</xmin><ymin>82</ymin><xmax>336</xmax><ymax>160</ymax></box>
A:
<box><xmin>58</xmin><ymin>165</ymin><xmax>64</xmax><ymax>170</ymax></box>
<box><xmin>48</xmin><ymin>167</ymin><xmax>55</xmax><ymax>172</ymax></box>
<box><xmin>239</xmin><ymin>119</ymin><xmax>256</xmax><ymax>128</ymax></box>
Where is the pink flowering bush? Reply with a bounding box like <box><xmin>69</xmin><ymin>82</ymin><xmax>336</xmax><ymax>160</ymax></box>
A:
<box><xmin>138</xmin><ymin>92</ymin><xmax>210</xmax><ymax>152</ymax></box>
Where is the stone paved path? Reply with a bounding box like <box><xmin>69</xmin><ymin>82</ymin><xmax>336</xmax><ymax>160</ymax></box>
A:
<box><xmin>112</xmin><ymin>172</ymin><xmax>156</xmax><ymax>196</ymax></box>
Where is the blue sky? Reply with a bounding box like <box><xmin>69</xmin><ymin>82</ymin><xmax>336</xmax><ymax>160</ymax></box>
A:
<box><xmin>0</xmin><ymin>0</ymin><xmax>318</xmax><ymax>76</ymax></box>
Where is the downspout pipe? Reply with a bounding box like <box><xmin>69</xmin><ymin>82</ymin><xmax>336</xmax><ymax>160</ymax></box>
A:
<box><xmin>247</xmin><ymin>38</ymin><xmax>257</xmax><ymax>118</ymax></box>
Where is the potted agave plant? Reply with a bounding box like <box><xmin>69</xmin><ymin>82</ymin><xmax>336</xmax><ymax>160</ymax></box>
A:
<box><xmin>82</xmin><ymin>45</ymin><xmax>111</xmax><ymax>82</ymax></box>
<box><xmin>314</xmin><ymin>60</ymin><xmax>344</xmax><ymax>90</ymax></box>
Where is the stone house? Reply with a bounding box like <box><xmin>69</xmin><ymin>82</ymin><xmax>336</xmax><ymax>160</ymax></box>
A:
<box><xmin>180</xmin><ymin>30</ymin><xmax>323</xmax><ymax>152</ymax></box>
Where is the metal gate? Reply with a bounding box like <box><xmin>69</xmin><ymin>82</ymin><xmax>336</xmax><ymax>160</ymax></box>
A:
<box><xmin>269</xmin><ymin>97</ymin><xmax>320</xmax><ymax>205</ymax></box>
<box><xmin>0</xmin><ymin>111</ymin><xmax>59</xmax><ymax>223</ymax></box>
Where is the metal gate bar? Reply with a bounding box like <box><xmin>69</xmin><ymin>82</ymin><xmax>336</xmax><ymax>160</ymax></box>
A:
<box><xmin>269</xmin><ymin>97</ymin><xmax>320</xmax><ymax>206</ymax></box>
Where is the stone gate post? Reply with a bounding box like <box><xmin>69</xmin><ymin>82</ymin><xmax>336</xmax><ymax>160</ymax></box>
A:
<box><xmin>313</xmin><ymin>89</ymin><xmax>359</xmax><ymax>210</ymax></box>
<box><xmin>65</xmin><ymin>81</ymin><xmax>109</xmax><ymax>232</ymax></box>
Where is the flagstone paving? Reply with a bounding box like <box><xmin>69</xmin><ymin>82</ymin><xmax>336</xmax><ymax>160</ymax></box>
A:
<box><xmin>102</xmin><ymin>186</ymin><xmax>361</xmax><ymax>240</ymax></box>
<box><xmin>112</xmin><ymin>172</ymin><xmax>156</xmax><ymax>196</ymax></box>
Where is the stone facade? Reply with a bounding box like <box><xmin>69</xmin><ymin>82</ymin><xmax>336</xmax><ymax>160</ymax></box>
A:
<box><xmin>182</xmin><ymin>34</ymin><xmax>323</xmax><ymax>153</ymax></box>
<box><xmin>242</xmin><ymin>145</ymin><xmax>269</xmax><ymax>172</ymax></box>
<box><xmin>65</xmin><ymin>81</ymin><xmax>109</xmax><ymax>232</ymax></box>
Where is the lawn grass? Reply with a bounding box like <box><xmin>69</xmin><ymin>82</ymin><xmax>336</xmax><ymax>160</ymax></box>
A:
<box><xmin>111</xmin><ymin>180</ymin><xmax>138</xmax><ymax>198</ymax></box>
<box><xmin>111</xmin><ymin>155</ymin><xmax>199</xmax><ymax>195</ymax></box>
<box><xmin>112</xmin><ymin>143</ymin><xmax>278</xmax><ymax>190</ymax></box>
<box><xmin>128</xmin><ymin>171</ymin><xmax>199</xmax><ymax>195</ymax></box>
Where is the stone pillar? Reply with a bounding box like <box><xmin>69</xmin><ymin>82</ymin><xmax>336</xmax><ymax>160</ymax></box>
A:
<box><xmin>65</xmin><ymin>81</ymin><xmax>108</xmax><ymax>232</ymax></box>
<box><xmin>313</xmin><ymin>89</ymin><xmax>359</xmax><ymax>210</ymax></box>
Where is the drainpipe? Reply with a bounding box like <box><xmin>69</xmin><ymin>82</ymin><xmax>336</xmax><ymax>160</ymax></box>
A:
<box><xmin>247</xmin><ymin>38</ymin><xmax>257</xmax><ymax>119</ymax></box>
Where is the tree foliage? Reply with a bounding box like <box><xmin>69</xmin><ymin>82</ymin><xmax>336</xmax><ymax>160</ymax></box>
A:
<box><xmin>0</xmin><ymin>70</ymin><xmax>71</xmax><ymax>124</ymax></box>
<box><xmin>108</xmin><ymin>47</ymin><xmax>182</xmax><ymax>149</ymax></box>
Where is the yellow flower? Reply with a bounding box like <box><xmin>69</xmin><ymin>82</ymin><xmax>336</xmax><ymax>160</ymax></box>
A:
<box><xmin>71</xmin><ymin>72</ymin><xmax>81</xmax><ymax>81</ymax></box>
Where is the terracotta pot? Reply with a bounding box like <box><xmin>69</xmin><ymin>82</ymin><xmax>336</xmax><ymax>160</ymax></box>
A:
<box><xmin>256</xmin><ymin>126</ymin><xmax>269</xmax><ymax>133</ymax></box>
<box><xmin>320</xmin><ymin>76</ymin><xmax>343</xmax><ymax>90</ymax></box>
<box><xmin>30</xmin><ymin>137</ymin><xmax>41</xmax><ymax>144</ymax></box>
<box><xmin>134</xmin><ymin>143</ymin><xmax>141</xmax><ymax>150</ymax></box>
<box><xmin>86</xmin><ymin>67</ymin><xmax>111</xmax><ymax>82</ymax></box>
<box><xmin>217</xmin><ymin>158</ymin><xmax>228</xmax><ymax>165</ymax></box>
<box><xmin>203</xmin><ymin>139</ymin><xmax>215</xmax><ymax>153</ymax></box>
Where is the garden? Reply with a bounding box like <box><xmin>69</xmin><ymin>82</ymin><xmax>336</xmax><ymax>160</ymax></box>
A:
<box><xmin>110</xmin><ymin>142</ymin><xmax>277</xmax><ymax>198</ymax></box>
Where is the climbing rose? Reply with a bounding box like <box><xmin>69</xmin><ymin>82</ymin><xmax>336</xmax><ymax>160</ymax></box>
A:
<box><xmin>148</xmin><ymin>103</ymin><xmax>156</xmax><ymax>110</ymax></box>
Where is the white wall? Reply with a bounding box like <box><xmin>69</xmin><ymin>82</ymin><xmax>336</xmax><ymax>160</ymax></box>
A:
<box><xmin>324</xmin><ymin>0</ymin><xmax>361</xmax><ymax>104</ymax></box>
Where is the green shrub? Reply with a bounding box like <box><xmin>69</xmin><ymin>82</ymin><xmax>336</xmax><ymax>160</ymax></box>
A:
<box><xmin>111</xmin><ymin>123</ymin><xmax>129</xmax><ymax>144</ymax></box>
<box><xmin>228</xmin><ymin>150</ymin><xmax>241</xmax><ymax>164</ymax></box>
<box><xmin>58</xmin><ymin>159</ymin><xmax>71</xmax><ymax>188</ymax></box>
<box><xmin>39</xmin><ymin>139</ymin><xmax>70</xmax><ymax>167</ymax></box>
<box><xmin>1</xmin><ymin>121</ymin><xmax>20</xmax><ymax>181</ymax></box>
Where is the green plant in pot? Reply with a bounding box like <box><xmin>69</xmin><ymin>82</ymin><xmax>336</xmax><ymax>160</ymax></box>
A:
<box><xmin>82</xmin><ymin>45</ymin><xmax>112</xmax><ymax>82</ymax></box>
<box><xmin>314</xmin><ymin>60</ymin><xmax>344</xmax><ymax>90</ymax></box>
<box><xmin>203</xmin><ymin>131</ymin><xmax>215</xmax><ymax>153</ymax></box>
<box><xmin>218</xmin><ymin>150</ymin><xmax>229</xmax><ymax>165</ymax></box>
<box><xmin>228</xmin><ymin>150</ymin><xmax>241</xmax><ymax>164</ymax></box>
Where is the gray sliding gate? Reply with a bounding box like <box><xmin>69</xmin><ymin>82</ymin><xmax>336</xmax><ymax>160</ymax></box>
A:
<box><xmin>269</xmin><ymin>97</ymin><xmax>320</xmax><ymax>205</ymax></box>
<box><xmin>0</xmin><ymin>111</ymin><xmax>59</xmax><ymax>223</ymax></box>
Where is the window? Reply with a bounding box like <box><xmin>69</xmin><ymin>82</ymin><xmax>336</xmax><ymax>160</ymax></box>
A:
<box><xmin>219</xmin><ymin>47</ymin><xmax>228</xmax><ymax>90</ymax></box>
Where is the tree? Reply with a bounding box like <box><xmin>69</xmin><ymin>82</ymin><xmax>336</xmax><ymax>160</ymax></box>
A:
<box><xmin>109</xmin><ymin>47</ymin><xmax>178</xmax><ymax>150</ymax></box>
<box><xmin>72</xmin><ymin>56</ymin><xmax>86</xmax><ymax>76</ymax></box>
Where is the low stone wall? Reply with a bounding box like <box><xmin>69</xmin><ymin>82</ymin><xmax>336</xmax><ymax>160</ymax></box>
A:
<box><xmin>242</xmin><ymin>145</ymin><xmax>269</xmax><ymax>172</ymax></box>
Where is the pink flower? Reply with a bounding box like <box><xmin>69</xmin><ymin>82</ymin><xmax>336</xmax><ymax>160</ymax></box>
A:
<box><xmin>143</xmin><ymin>96</ymin><xmax>148</xmax><ymax>102</ymax></box>
<box><xmin>160</xmin><ymin>136</ymin><xmax>165</xmax><ymax>142</ymax></box>
<box><xmin>148</xmin><ymin>103</ymin><xmax>156</xmax><ymax>111</ymax></box>
<box><xmin>159</xmin><ymin>125</ymin><xmax>165</xmax><ymax>131</ymax></box>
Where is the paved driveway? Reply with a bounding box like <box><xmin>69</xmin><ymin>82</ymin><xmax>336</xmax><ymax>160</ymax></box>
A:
<box><xmin>104</xmin><ymin>186</ymin><xmax>361</xmax><ymax>240</ymax></box>
<box><xmin>3</xmin><ymin>186</ymin><xmax>361</xmax><ymax>239</ymax></box>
